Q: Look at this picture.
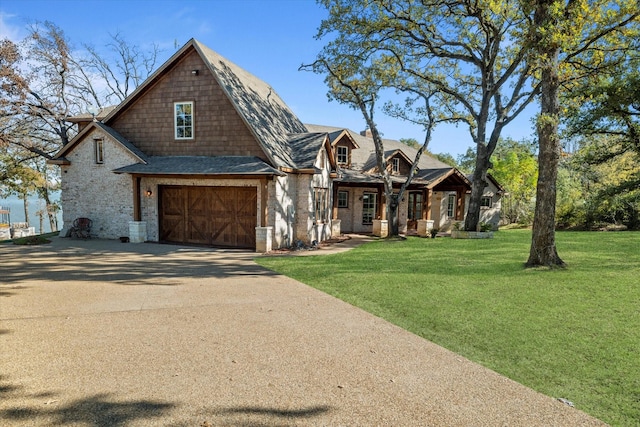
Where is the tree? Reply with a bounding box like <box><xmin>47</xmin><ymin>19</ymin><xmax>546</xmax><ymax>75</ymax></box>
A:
<box><xmin>400</xmin><ymin>138</ymin><xmax>458</xmax><ymax>166</ymax></box>
<box><xmin>81</xmin><ymin>32</ymin><xmax>160</xmax><ymax>107</ymax></box>
<box><xmin>557</xmin><ymin>136</ymin><xmax>640</xmax><ymax>230</ymax></box>
<box><xmin>560</xmin><ymin>39</ymin><xmax>640</xmax><ymax>230</ymax></box>
<box><xmin>490</xmin><ymin>138</ymin><xmax>538</xmax><ymax>225</ymax></box>
<box><xmin>302</xmin><ymin>55</ymin><xmax>440</xmax><ymax>236</ymax></box>
<box><xmin>1</xmin><ymin>22</ymin><xmax>160</xmax><ymax>230</ymax></box>
<box><xmin>314</xmin><ymin>0</ymin><xmax>540</xmax><ymax>233</ymax></box>
<box><xmin>525</xmin><ymin>0</ymin><xmax>639</xmax><ymax>267</ymax></box>
<box><xmin>399</xmin><ymin>138</ymin><xmax>420</xmax><ymax>149</ymax></box>
<box><xmin>431</xmin><ymin>152</ymin><xmax>458</xmax><ymax>168</ymax></box>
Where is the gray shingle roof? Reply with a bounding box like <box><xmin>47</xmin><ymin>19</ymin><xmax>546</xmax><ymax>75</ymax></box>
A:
<box><xmin>95</xmin><ymin>123</ymin><xmax>148</xmax><ymax>164</ymax></box>
<box><xmin>287</xmin><ymin>132</ymin><xmax>327</xmax><ymax>169</ymax></box>
<box><xmin>195</xmin><ymin>41</ymin><xmax>308</xmax><ymax>169</ymax></box>
<box><xmin>305</xmin><ymin>124</ymin><xmax>463</xmax><ymax>187</ymax></box>
<box><xmin>113</xmin><ymin>156</ymin><xmax>284</xmax><ymax>176</ymax></box>
<box><xmin>305</xmin><ymin>124</ymin><xmax>452</xmax><ymax>172</ymax></box>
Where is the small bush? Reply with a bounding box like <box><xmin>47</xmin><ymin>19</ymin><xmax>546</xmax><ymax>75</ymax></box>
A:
<box><xmin>13</xmin><ymin>235</ymin><xmax>52</xmax><ymax>245</ymax></box>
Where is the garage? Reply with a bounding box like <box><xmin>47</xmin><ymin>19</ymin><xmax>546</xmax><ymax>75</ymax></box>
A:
<box><xmin>159</xmin><ymin>186</ymin><xmax>257</xmax><ymax>248</ymax></box>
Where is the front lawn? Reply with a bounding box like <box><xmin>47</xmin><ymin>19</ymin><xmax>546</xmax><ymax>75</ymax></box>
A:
<box><xmin>256</xmin><ymin>230</ymin><xmax>640</xmax><ymax>426</ymax></box>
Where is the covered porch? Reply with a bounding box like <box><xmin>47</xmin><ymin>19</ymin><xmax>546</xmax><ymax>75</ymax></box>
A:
<box><xmin>331</xmin><ymin>168</ymin><xmax>472</xmax><ymax>236</ymax></box>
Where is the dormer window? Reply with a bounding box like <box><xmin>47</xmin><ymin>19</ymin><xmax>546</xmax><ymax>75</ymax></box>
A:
<box><xmin>174</xmin><ymin>102</ymin><xmax>194</xmax><ymax>139</ymax></box>
<box><xmin>337</xmin><ymin>146</ymin><xmax>349</xmax><ymax>165</ymax></box>
<box><xmin>392</xmin><ymin>158</ymin><xmax>400</xmax><ymax>174</ymax></box>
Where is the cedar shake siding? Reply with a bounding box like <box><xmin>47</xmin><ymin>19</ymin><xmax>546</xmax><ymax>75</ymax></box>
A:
<box><xmin>109</xmin><ymin>48</ymin><xmax>266</xmax><ymax>159</ymax></box>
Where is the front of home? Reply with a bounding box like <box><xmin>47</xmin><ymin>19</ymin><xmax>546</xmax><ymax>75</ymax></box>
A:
<box><xmin>50</xmin><ymin>39</ymin><xmax>501</xmax><ymax>251</ymax></box>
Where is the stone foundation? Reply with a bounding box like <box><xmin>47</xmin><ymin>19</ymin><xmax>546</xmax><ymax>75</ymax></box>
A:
<box><xmin>331</xmin><ymin>219</ymin><xmax>341</xmax><ymax>237</ymax></box>
<box><xmin>372</xmin><ymin>220</ymin><xmax>388</xmax><ymax>238</ymax></box>
<box><xmin>255</xmin><ymin>226</ymin><xmax>273</xmax><ymax>253</ymax></box>
<box><xmin>417</xmin><ymin>220</ymin><xmax>435</xmax><ymax>237</ymax></box>
<box><xmin>129</xmin><ymin>221</ymin><xmax>147</xmax><ymax>243</ymax></box>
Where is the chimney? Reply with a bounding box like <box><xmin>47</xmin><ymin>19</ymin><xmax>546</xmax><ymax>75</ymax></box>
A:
<box><xmin>360</xmin><ymin>129</ymin><xmax>373</xmax><ymax>138</ymax></box>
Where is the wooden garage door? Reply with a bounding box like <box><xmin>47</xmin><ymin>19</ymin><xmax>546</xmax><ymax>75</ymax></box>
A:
<box><xmin>159</xmin><ymin>186</ymin><xmax>257</xmax><ymax>248</ymax></box>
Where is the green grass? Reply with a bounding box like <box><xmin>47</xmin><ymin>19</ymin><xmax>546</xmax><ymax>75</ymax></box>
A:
<box><xmin>256</xmin><ymin>230</ymin><xmax>640</xmax><ymax>426</ymax></box>
<box><xmin>1</xmin><ymin>231</ymin><xmax>58</xmax><ymax>245</ymax></box>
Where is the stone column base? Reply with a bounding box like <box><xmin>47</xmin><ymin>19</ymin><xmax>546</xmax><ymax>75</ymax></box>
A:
<box><xmin>255</xmin><ymin>226</ymin><xmax>273</xmax><ymax>253</ymax></box>
<box><xmin>331</xmin><ymin>219</ymin><xmax>341</xmax><ymax>237</ymax></box>
<box><xmin>129</xmin><ymin>221</ymin><xmax>147</xmax><ymax>243</ymax></box>
<box><xmin>372</xmin><ymin>219</ymin><xmax>388</xmax><ymax>238</ymax></box>
<box><xmin>417</xmin><ymin>219</ymin><xmax>435</xmax><ymax>237</ymax></box>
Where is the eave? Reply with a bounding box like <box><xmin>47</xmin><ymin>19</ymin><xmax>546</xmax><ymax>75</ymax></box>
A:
<box><xmin>47</xmin><ymin>158</ymin><xmax>71</xmax><ymax>166</ymax></box>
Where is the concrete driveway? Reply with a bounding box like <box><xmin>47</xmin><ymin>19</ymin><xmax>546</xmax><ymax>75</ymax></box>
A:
<box><xmin>1</xmin><ymin>238</ymin><xmax>604</xmax><ymax>426</ymax></box>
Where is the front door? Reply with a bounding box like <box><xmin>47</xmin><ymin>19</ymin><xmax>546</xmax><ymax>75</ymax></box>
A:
<box><xmin>407</xmin><ymin>191</ymin><xmax>423</xmax><ymax>229</ymax></box>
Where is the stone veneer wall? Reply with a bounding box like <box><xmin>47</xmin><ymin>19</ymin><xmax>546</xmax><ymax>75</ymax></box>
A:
<box><xmin>269</xmin><ymin>175</ymin><xmax>296</xmax><ymax>249</ymax></box>
<box><xmin>293</xmin><ymin>150</ymin><xmax>333</xmax><ymax>244</ymax></box>
<box><xmin>59</xmin><ymin>128</ymin><xmax>138</xmax><ymax>239</ymax></box>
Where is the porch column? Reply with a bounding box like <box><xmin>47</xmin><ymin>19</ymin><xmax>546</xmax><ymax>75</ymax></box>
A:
<box><xmin>332</xmin><ymin>183</ymin><xmax>339</xmax><ymax>220</ymax></box>
<box><xmin>456</xmin><ymin>187</ymin><xmax>465</xmax><ymax>220</ymax></box>
<box><xmin>378</xmin><ymin>186</ymin><xmax>386</xmax><ymax>220</ymax></box>
<box><xmin>133</xmin><ymin>176</ymin><xmax>141</xmax><ymax>221</ymax></box>
<box><xmin>425</xmin><ymin>189</ymin><xmax>433</xmax><ymax>220</ymax></box>
<box><xmin>260</xmin><ymin>178</ymin><xmax>268</xmax><ymax>227</ymax></box>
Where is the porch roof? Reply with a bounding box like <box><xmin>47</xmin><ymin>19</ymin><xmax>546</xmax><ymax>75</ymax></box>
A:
<box><xmin>112</xmin><ymin>156</ymin><xmax>285</xmax><ymax>176</ymax></box>
<box><xmin>336</xmin><ymin>168</ymin><xmax>470</xmax><ymax>190</ymax></box>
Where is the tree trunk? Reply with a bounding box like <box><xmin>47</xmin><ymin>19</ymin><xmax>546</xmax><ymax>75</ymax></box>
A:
<box><xmin>21</xmin><ymin>193</ymin><xmax>29</xmax><ymax>227</ymax></box>
<box><xmin>41</xmin><ymin>188</ymin><xmax>58</xmax><ymax>232</ymax></box>
<box><xmin>527</xmin><ymin>0</ymin><xmax>566</xmax><ymax>268</ymax></box>
<box><xmin>389</xmin><ymin>194</ymin><xmax>400</xmax><ymax>236</ymax></box>
<box><xmin>465</xmin><ymin>145</ymin><xmax>491</xmax><ymax>231</ymax></box>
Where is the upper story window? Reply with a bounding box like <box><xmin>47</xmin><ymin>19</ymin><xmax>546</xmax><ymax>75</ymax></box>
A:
<box><xmin>392</xmin><ymin>157</ymin><xmax>400</xmax><ymax>174</ymax></box>
<box><xmin>337</xmin><ymin>146</ymin><xmax>349</xmax><ymax>165</ymax></box>
<box><xmin>481</xmin><ymin>196</ymin><xmax>492</xmax><ymax>208</ymax></box>
<box><xmin>94</xmin><ymin>139</ymin><xmax>104</xmax><ymax>164</ymax></box>
<box><xmin>174</xmin><ymin>102</ymin><xmax>194</xmax><ymax>139</ymax></box>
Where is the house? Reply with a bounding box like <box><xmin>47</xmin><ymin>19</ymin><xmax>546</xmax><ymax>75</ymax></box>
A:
<box><xmin>467</xmin><ymin>174</ymin><xmax>505</xmax><ymax>231</ymax></box>
<box><xmin>306</xmin><ymin>125</ymin><xmax>475</xmax><ymax>235</ymax></box>
<box><xmin>49</xmin><ymin>38</ymin><xmax>499</xmax><ymax>251</ymax></box>
<box><xmin>50</xmin><ymin>38</ymin><xmax>335</xmax><ymax>251</ymax></box>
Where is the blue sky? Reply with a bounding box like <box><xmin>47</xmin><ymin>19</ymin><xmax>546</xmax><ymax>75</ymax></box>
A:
<box><xmin>1</xmin><ymin>0</ymin><xmax>538</xmax><ymax>157</ymax></box>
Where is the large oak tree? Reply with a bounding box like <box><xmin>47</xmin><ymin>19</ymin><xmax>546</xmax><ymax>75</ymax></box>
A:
<box><xmin>314</xmin><ymin>0</ymin><xmax>539</xmax><ymax>233</ymax></box>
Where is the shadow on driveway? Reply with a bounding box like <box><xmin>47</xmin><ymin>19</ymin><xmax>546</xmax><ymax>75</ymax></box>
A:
<box><xmin>0</xmin><ymin>376</ymin><xmax>174</xmax><ymax>427</ymax></box>
<box><xmin>0</xmin><ymin>238</ymin><xmax>275</xmax><ymax>289</ymax></box>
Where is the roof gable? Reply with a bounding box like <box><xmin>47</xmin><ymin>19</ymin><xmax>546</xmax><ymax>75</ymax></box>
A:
<box><xmin>101</xmin><ymin>39</ymin><xmax>309</xmax><ymax>169</ymax></box>
<box><xmin>51</xmin><ymin>122</ymin><xmax>147</xmax><ymax>164</ymax></box>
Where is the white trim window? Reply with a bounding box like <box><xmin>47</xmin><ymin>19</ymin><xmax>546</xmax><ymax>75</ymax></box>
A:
<box><xmin>174</xmin><ymin>102</ymin><xmax>194</xmax><ymax>139</ymax></box>
<box><xmin>481</xmin><ymin>196</ymin><xmax>493</xmax><ymax>208</ymax></box>
<box><xmin>392</xmin><ymin>157</ymin><xmax>400</xmax><ymax>174</ymax></box>
<box><xmin>337</xmin><ymin>146</ymin><xmax>348</xmax><ymax>165</ymax></box>
<box><xmin>94</xmin><ymin>139</ymin><xmax>104</xmax><ymax>164</ymax></box>
<box><xmin>447</xmin><ymin>194</ymin><xmax>456</xmax><ymax>218</ymax></box>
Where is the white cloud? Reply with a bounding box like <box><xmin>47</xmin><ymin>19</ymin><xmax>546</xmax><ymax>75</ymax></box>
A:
<box><xmin>0</xmin><ymin>11</ymin><xmax>24</xmax><ymax>41</ymax></box>
<box><xmin>197</xmin><ymin>21</ymin><xmax>212</xmax><ymax>35</ymax></box>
